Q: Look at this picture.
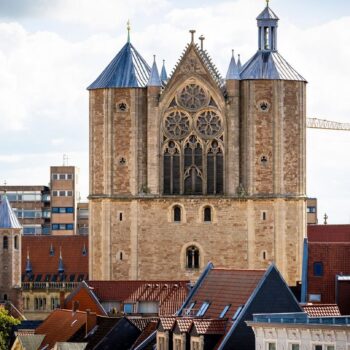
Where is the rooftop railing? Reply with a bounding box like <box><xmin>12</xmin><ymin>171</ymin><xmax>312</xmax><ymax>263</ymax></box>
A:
<box><xmin>22</xmin><ymin>281</ymin><xmax>79</xmax><ymax>291</ymax></box>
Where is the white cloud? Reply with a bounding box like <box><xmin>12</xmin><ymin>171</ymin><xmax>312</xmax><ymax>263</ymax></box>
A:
<box><xmin>0</xmin><ymin>1</ymin><xmax>349</xmax><ymax>222</ymax></box>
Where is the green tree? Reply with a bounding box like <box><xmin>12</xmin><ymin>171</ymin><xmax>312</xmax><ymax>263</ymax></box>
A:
<box><xmin>0</xmin><ymin>307</ymin><xmax>20</xmax><ymax>350</ymax></box>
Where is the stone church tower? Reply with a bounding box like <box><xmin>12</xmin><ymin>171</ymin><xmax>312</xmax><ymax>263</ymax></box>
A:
<box><xmin>88</xmin><ymin>4</ymin><xmax>306</xmax><ymax>285</ymax></box>
<box><xmin>0</xmin><ymin>194</ymin><xmax>22</xmax><ymax>310</ymax></box>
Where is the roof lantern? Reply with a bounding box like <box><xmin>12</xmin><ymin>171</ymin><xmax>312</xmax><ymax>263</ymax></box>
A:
<box><xmin>226</xmin><ymin>50</ymin><xmax>240</xmax><ymax>80</ymax></box>
<box><xmin>257</xmin><ymin>0</ymin><xmax>279</xmax><ymax>51</ymax></box>
<box><xmin>147</xmin><ymin>55</ymin><xmax>162</xmax><ymax>87</ymax></box>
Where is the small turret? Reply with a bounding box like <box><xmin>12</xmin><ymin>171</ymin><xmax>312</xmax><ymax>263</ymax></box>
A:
<box><xmin>25</xmin><ymin>249</ymin><xmax>32</xmax><ymax>275</ymax></box>
<box><xmin>160</xmin><ymin>60</ymin><xmax>168</xmax><ymax>83</ymax></box>
<box><xmin>58</xmin><ymin>247</ymin><xmax>64</xmax><ymax>274</ymax></box>
<box><xmin>226</xmin><ymin>50</ymin><xmax>240</xmax><ymax>80</ymax></box>
<box><xmin>147</xmin><ymin>55</ymin><xmax>162</xmax><ymax>87</ymax></box>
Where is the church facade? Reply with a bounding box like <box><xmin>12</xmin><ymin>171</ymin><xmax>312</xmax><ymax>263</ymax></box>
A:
<box><xmin>88</xmin><ymin>4</ymin><xmax>307</xmax><ymax>285</ymax></box>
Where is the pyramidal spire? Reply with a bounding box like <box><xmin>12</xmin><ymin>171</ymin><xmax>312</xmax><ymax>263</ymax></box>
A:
<box><xmin>237</xmin><ymin>54</ymin><xmax>242</xmax><ymax>72</ymax></box>
<box><xmin>161</xmin><ymin>60</ymin><xmax>168</xmax><ymax>82</ymax></box>
<box><xmin>58</xmin><ymin>246</ymin><xmax>64</xmax><ymax>274</ymax></box>
<box><xmin>0</xmin><ymin>194</ymin><xmax>21</xmax><ymax>229</ymax></box>
<box><xmin>147</xmin><ymin>55</ymin><xmax>162</xmax><ymax>87</ymax></box>
<box><xmin>26</xmin><ymin>248</ymin><xmax>32</xmax><ymax>275</ymax></box>
<box><xmin>226</xmin><ymin>50</ymin><xmax>240</xmax><ymax>80</ymax></box>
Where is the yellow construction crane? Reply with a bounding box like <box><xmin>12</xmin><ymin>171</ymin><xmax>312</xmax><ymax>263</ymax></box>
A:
<box><xmin>307</xmin><ymin>118</ymin><xmax>350</xmax><ymax>131</ymax></box>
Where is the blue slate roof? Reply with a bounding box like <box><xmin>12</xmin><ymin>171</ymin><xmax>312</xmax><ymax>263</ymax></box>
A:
<box><xmin>88</xmin><ymin>42</ymin><xmax>151</xmax><ymax>89</ymax></box>
<box><xmin>0</xmin><ymin>194</ymin><xmax>21</xmax><ymax>229</ymax></box>
<box><xmin>240</xmin><ymin>51</ymin><xmax>306</xmax><ymax>81</ymax></box>
<box><xmin>257</xmin><ymin>5</ymin><xmax>279</xmax><ymax>20</ymax></box>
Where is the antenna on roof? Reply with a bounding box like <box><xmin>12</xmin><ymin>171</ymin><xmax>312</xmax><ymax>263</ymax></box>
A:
<box><xmin>127</xmin><ymin>20</ymin><xmax>131</xmax><ymax>43</ymax></box>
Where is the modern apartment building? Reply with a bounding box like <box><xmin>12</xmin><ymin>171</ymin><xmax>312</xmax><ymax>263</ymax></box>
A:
<box><xmin>0</xmin><ymin>165</ymin><xmax>87</xmax><ymax>235</ymax></box>
<box><xmin>50</xmin><ymin>166</ymin><xmax>79</xmax><ymax>235</ymax></box>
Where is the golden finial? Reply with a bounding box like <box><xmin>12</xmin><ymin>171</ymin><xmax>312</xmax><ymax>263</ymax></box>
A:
<box><xmin>127</xmin><ymin>20</ymin><xmax>131</xmax><ymax>43</ymax></box>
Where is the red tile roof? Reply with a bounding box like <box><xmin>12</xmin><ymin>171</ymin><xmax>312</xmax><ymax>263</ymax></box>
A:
<box><xmin>302</xmin><ymin>304</ymin><xmax>341</xmax><ymax>317</ymax></box>
<box><xmin>159</xmin><ymin>317</ymin><xmax>176</xmax><ymax>331</ymax></box>
<box><xmin>87</xmin><ymin>281</ymin><xmax>190</xmax><ymax>315</ymax></box>
<box><xmin>176</xmin><ymin>319</ymin><xmax>193</xmax><ymax>333</ymax></box>
<box><xmin>22</xmin><ymin>236</ymin><xmax>88</xmax><ymax>282</ymax></box>
<box><xmin>35</xmin><ymin>309</ymin><xmax>88</xmax><ymax>349</ymax></box>
<box><xmin>128</xmin><ymin>317</ymin><xmax>158</xmax><ymax>331</ymax></box>
<box><xmin>192</xmin><ymin>319</ymin><xmax>227</xmax><ymax>335</ymax></box>
<box><xmin>308</xmin><ymin>225</ymin><xmax>350</xmax><ymax>242</ymax></box>
<box><xmin>184</xmin><ymin>268</ymin><xmax>265</xmax><ymax>319</ymax></box>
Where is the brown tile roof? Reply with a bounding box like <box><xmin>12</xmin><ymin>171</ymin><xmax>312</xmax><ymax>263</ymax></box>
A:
<box><xmin>176</xmin><ymin>318</ymin><xmax>193</xmax><ymax>333</ymax></box>
<box><xmin>127</xmin><ymin>317</ymin><xmax>158</xmax><ymax>331</ymax></box>
<box><xmin>192</xmin><ymin>319</ymin><xmax>227</xmax><ymax>335</ymax></box>
<box><xmin>308</xmin><ymin>225</ymin><xmax>350</xmax><ymax>242</ymax></box>
<box><xmin>159</xmin><ymin>317</ymin><xmax>176</xmax><ymax>331</ymax></box>
<box><xmin>302</xmin><ymin>304</ymin><xmax>341</xmax><ymax>317</ymax></box>
<box><xmin>35</xmin><ymin>309</ymin><xmax>88</xmax><ymax>349</ymax></box>
<box><xmin>87</xmin><ymin>281</ymin><xmax>190</xmax><ymax>315</ymax></box>
<box><xmin>22</xmin><ymin>235</ymin><xmax>88</xmax><ymax>282</ymax></box>
<box><xmin>131</xmin><ymin>320</ymin><xmax>158</xmax><ymax>349</ymax></box>
<box><xmin>65</xmin><ymin>282</ymin><xmax>107</xmax><ymax>316</ymax></box>
<box><xmin>184</xmin><ymin>268</ymin><xmax>265</xmax><ymax>319</ymax></box>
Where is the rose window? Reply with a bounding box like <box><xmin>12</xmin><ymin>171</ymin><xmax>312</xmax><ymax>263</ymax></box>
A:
<box><xmin>164</xmin><ymin>110</ymin><xmax>191</xmax><ymax>139</ymax></box>
<box><xmin>195</xmin><ymin>110</ymin><xmax>222</xmax><ymax>137</ymax></box>
<box><xmin>177</xmin><ymin>84</ymin><xmax>208</xmax><ymax>110</ymax></box>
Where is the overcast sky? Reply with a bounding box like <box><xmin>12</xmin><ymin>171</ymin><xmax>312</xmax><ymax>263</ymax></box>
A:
<box><xmin>0</xmin><ymin>0</ymin><xmax>349</xmax><ymax>223</ymax></box>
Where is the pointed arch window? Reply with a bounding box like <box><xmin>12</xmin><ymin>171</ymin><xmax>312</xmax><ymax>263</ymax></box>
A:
<box><xmin>14</xmin><ymin>235</ymin><xmax>19</xmax><ymax>250</ymax></box>
<box><xmin>186</xmin><ymin>246</ymin><xmax>200</xmax><ymax>269</ymax></box>
<box><xmin>207</xmin><ymin>140</ymin><xmax>223</xmax><ymax>194</ymax></box>
<box><xmin>184</xmin><ymin>136</ymin><xmax>203</xmax><ymax>194</ymax></box>
<box><xmin>3</xmin><ymin>236</ymin><xmax>8</xmax><ymax>250</ymax></box>
<box><xmin>163</xmin><ymin>141</ymin><xmax>180</xmax><ymax>195</ymax></box>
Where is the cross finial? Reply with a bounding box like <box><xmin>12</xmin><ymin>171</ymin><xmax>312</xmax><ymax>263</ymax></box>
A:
<box><xmin>189</xmin><ymin>30</ymin><xmax>196</xmax><ymax>44</ymax></box>
<box><xmin>324</xmin><ymin>213</ymin><xmax>328</xmax><ymax>225</ymax></box>
<box><xmin>127</xmin><ymin>20</ymin><xmax>131</xmax><ymax>43</ymax></box>
<box><xmin>199</xmin><ymin>35</ymin><xmax>205</xmax><ymax>50</ymax></box>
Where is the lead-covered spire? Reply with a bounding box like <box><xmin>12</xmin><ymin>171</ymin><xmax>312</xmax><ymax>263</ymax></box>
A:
<box><xmin>160</xmin><ymin>60</ymin><xmax>168</xmax><ymax>82</ymax></box>
<box><xmin>226</xmin><ymin>50</ymin><xmax>240</xmax><ymax>80</ymax></box>
<box><xmin>147</xmin><ymin>55</ymin><xmax>162</xmax><ymax>87</ymax></box>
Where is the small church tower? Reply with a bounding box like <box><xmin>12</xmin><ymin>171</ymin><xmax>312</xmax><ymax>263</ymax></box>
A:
<box><xmin>0</xmin><ymin>194</ymin><xmax>22</xmax><ymax>310</ymax></box>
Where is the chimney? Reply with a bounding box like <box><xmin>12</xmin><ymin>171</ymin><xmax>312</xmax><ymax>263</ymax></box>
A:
<box><xmin>86</xmin><ymin>309</ymin><xmax>97</xmax><ymax>335</ymax></box>
<box><xmin>59</xmin><ymin>291</ymin><xmax>65</xmax><ymax>309</ymax></box>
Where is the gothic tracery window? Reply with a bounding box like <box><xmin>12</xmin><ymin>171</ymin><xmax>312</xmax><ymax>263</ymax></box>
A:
<box><xmin>162</xmin><ymin>83</ymin><xmax>224</xmax><ymax>195</ymax></box>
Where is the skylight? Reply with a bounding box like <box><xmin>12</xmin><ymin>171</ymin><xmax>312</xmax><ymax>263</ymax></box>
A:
<box><xmin>196</xmin><ymin>302</ymin><xmax>210</xmax><ymax>317</ymax></box>
<box><xmin>232</xmin><ymin>305</ymin><xmax>244</xmax><ymax>320</ymax></box>
<box><xmin>219</xmin><ymin>304</ymin><xmax>231</xmax><ymax>318</ymax></box>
